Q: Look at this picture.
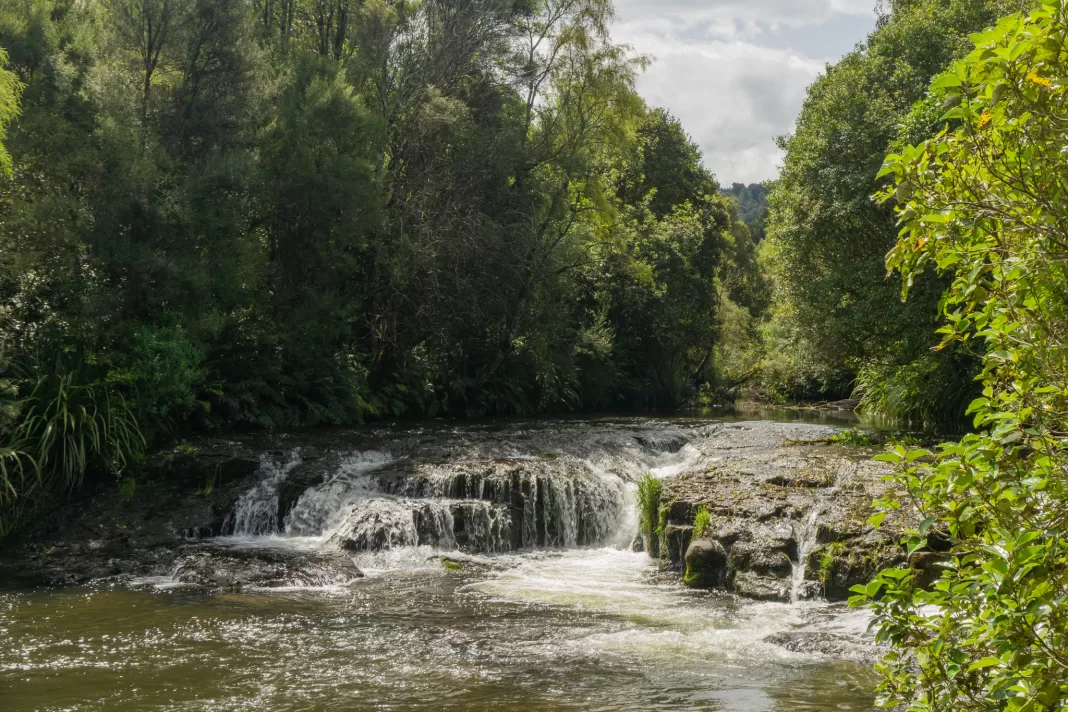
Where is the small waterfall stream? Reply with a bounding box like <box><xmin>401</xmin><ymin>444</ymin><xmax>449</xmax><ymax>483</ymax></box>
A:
<box><xmin>7</xmin><ymin>419</ymin><xmax>891</xmax><ymax>712</ymax></box>
<box><xmin>228</xmin><ymin>453</ymin><xmax>303</xmax><ymax>536</ymax></box>
<box><xmin>790</xmin><ymin>508</ymin><xmax>822</xmax><ymax>604</ymax></box>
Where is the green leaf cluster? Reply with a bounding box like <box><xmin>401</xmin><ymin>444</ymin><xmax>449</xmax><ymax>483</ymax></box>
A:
<box><xmin>857</xmin><ymin>3</ymin><xmax>1068</xmax><ymax>708</ymax></box>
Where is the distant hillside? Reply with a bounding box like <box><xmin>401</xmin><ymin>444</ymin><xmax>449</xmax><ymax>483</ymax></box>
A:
<box><xmin>722</xmin><ymin>183</ymin><xmax>769</xmax><ymax>240</ymax></box>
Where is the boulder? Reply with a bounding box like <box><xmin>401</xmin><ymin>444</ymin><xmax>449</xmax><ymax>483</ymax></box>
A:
<box><xmin>172</xmin><ymin>545</ymin><xmax>363</xmax><ymax>590</ymax></box>
<box><xmin>684</xmin><ymin>539</ymin><xmax>727</xmax><ymax>588</ymax></box>
<box><xmin>732</xmin><ymin>571</ymin><xmax>790</xmax><ymax>602</ymax></box>
<box><xmin>727</xmin><ymin>537</ymin><xmax>793</xmax><ymax>579</ymax></box>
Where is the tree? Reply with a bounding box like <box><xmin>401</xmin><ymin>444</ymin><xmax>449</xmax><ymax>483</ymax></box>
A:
<box><xmin>857</xmin><ymin>3</ymin><xmax>1068</xmax><ymax>708</ymax></box>
<box><xmin>722</xmin><ymin>183</ymin><xmax>768</xmax><ymax>241</ymax></box>
<box><xmin>0</xmin><ymin>46</ymin><xmax>21</xmax><ymax>177</ymax></box>
<box><xmin>105</xmin><ymin>0</ymin><xmax>184</xmax><ymax>125</ymax></box>
<box><xmin>764</xmin><ymin>0</ymin><xmax>1030</xmax><ymax>421</ymax></box>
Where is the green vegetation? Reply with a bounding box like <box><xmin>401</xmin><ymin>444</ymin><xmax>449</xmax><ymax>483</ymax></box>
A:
<box><xmin>829</xmin><ymin>429</ymin><xmax>874</xmax><ymax>448</ymax></box>
<box><xmin>0</xmin><ymin>0</ymin><xmax>762</xmax><ymax>534</ymax></box>
<box><xmin>691</xmin><ymin>505</ymin><xmax>711</xmax><ymax>540</ymax></box>
<box><xmin>1</xmin><ymin>368</ymin><xmax>145</xmax><ymax>534</ymax></box>
<box><xmin>817</xmin><ymin>542</ymin><xmax>846</xmax><ymax>593</ymax></box>
<box><xmin>852</xmin><ymin>3</ymin><xmax>1068</xmax><ymax>707</ymax></box>
<box><xmin>747</xmin><ymin>0</ymin><xmax>1031</xmax><ymax>420</ymax></box>
<box><xmin>722</xmin><ymin>183</ymin><xmax>768</xmax><ymax>241</ymax></box>
<box><xmin>0</xmin><ymin>45</ymin><xmax>21</xmax><ymax>177</ymax></box>
<box><xmin>635</xmin><ymin>473</ymin><xmax>663</xmax><ymax>553</ymax></box>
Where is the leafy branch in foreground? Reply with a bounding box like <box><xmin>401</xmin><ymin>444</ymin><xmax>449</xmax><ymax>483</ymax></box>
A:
<box><xmin>853</xmin><ymin>3</ymin><xmax>1068</xmax><ymax>709</ymax></box>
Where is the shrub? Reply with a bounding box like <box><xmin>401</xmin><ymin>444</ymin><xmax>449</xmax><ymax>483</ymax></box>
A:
<box><xmin>855</xmin><ymin>6</ymin><xmax>1068</xmax><ymax>708</ymax></box>
<box><xmin>855</xmin><ymin>351</ymin><xmax>979</xmax><ymax>429</ymax></box>
<box><xmin>17</xmin><ymin>373</ymin><xmax>145</xmax><ymax>492</ymax></box>
<box><xmin>109</xmin><ymin>323</ymin><xmax>207</xmax><ymax>427</ymax></box>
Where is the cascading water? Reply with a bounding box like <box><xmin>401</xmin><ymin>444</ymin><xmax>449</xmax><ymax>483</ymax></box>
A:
<box><xmin>284</xmin><ymin>451</ymin><xmax>394</xmax><ymax>536</ymax></box>
<box><xmin>216</xmin><ymin>424</ymin><xmax>698</xmax><ymax>558</ymax></box>
<box><xmin>227</xmin><ymin>452</ymin><xmax>303</xmax><ymax>536</ymax></box>
<box><xmin>7</xmin><ymin>419</ymin><xmax>890</xmax><ymax>712</ymax></box>
<box><xmin>790</xmin><ymin>508</ymin><xmax>822</xmax><ymax>604</ymax></box>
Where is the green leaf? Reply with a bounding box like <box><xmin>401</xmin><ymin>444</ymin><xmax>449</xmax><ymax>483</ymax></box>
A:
<box><xmin>932</xmin><ymin>73</ymin><xmax>964</xmax><ymax>89</ymax></box>
<box><xmin>968</xmin><ymin>657</ymin><xmax>1001</xmax><ymax>672</ymax></box>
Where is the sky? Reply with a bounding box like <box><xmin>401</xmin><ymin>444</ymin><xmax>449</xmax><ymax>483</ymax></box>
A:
<box><xmin>611</xmin><ymin>0</ymin><xmax>881</xmax><ymax>185</ymax></box>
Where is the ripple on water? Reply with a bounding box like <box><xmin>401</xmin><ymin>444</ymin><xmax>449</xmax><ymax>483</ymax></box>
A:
<box><xmin>0</xmin><ymin>548</ymin><xmax>876</xmax><ymax>712</ymax></box>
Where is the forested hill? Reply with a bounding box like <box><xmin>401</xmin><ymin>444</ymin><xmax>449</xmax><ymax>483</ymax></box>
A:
<box><xmin>721</xmin><ymin>184</ymin><xmax>768</xmax><ymax>241</ymax></box>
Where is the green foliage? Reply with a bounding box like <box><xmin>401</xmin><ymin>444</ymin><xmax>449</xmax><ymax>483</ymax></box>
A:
<box><xmin>0</xmin><ymin>0</ymin><xmax>740</xmax><ymax>435</ymax></box>
<box><xmin>855</xmin><ymin>5</ymin><xmax>1068</xmax><ymax>708</ymax></box>
<box><xmin>0</xmin><ymin>45</ymin><xmax>22</xmax><ymax>177</ymax></box>
<box><xmin>829</xmin><ymin>428</ymin><xmax>873</xmax><ymax>447</ymax></box>
<box><xmin>691</xmin><ymin>505</ymin><xmax>711</xmax><ymax>540</ymax></box>
<box><xmin>108</xmin><ymin>323</ymin><xmax>207</xmax><ymax>427</ymax></box>
<box><xmin>0</xmin><ymin>367</ymin><xmax>145</xmax><ymax>535</ymax></box>
<box><xmin>855</xmin><ymin>351</ymin><xmax>979</xmax><ymax>428</ymax></box>
<box><xmin>721</xmin><ymin>183</ymin><xmax>768</xmax><ymax>241</ymax></box>
<box><xmin>635</xmin><ymin>473</ymin><xmax>663</xmax><ymax>546</ymax></box>
<box><xmin>762</xmin><ymin>0</ymin><xmax>1027</xmax><ymax>418</ymax></box>
<box><xmin>16</xmin><ymin>372</ymin><xmax>145</xmax><ymax>492</ymax></box>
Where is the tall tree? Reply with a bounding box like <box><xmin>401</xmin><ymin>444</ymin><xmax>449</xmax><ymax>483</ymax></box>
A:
<box><xmin>764</xmin><ymin>0</ymin><xmax>1031</xmax><ymax>420</ymax></box>
<box><xmin>0</xmin><ymin>46</ymin><xmax>21</xmax><ymax>177</ymax></box>
<box><xmin>105</xmin><ymin>0</ymin><xmax>183</xmax><ymax>125</ymax></box>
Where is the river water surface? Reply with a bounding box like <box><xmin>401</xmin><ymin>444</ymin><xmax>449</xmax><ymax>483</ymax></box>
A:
<box><xmin>1</xmin><ymin>415</ymin><xmax>881</xmax><ymax>711</ymax></box>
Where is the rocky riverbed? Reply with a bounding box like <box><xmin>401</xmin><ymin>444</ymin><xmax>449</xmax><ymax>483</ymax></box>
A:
<box><xmin>655</xmin><ymin>421</ymin><xmax>918</xmax><ymax>602</ymax></box>
<box><xmin>0</xmin><ymin>418</ymin><xmax>918</xmax><ymax>604</ymax></box>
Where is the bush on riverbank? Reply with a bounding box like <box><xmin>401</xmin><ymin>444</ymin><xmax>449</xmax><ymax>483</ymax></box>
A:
<box><xmin>636</xmin><ymin>474</ymin><xmax>663</xmax><ymax>556</ymax></box>
<box><xmin>855</xmin><ymin>4</ymin><xmax>1068</xmax><ymax>706</ymax></box>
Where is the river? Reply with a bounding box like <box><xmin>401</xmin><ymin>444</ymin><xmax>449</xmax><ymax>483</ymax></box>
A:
<box><xmin>0</xmin><ymin>415</ymin><xmax>885</xmax><ymax>711</ymax></box>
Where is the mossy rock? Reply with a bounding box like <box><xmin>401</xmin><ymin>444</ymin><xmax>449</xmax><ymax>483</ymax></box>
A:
<box><xmin>683</xmin><ymin>539</ymin><xmax>727</xmax><ymax>588</ymax></box>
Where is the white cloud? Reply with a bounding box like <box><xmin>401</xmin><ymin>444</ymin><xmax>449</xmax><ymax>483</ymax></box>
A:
<box><xmin>612</xmin><ymin>0</ymin><xmax>878</xmax><ymax>184</ymax></box>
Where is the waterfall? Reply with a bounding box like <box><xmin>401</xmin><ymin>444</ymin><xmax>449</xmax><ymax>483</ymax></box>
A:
<box><xmin>228</xmin><ymin>452</ymin><xmax>303</xmax><ymax>536</ymax></box>
<box><xmin>284</xmin><ymin>451</ymin><xmax>394</xmax><ymax>536</ymax></box>
<box><xmin>790</xmin><ymin>508</ymin><xmax>822</xmax><ymax>604</ymax></box>
<box><xmin>218</xmin><ymin>425</ymin><xmax>700</xmax><ymax>556</ymax></box>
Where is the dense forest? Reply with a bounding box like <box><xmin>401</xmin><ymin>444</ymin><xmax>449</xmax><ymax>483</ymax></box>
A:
<box><xmin>2</xmin><ymin>0</ymin><xmax>1068</xmax><ymax>705</ymax></box>
<box><xmin>0</xmin><ymin>0</ymin><xmax>770</xmax><ymax>528</ymax></box>
<box><xmin>721</xmin><ymin>183</ymin><xmax>767</xmax><ymax>241</ymax></box>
